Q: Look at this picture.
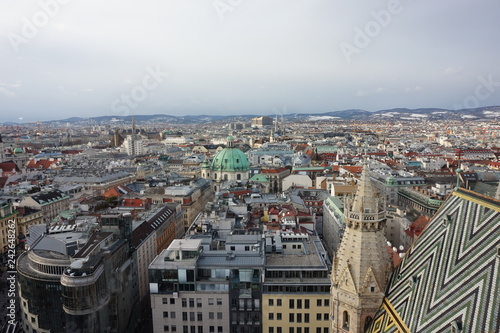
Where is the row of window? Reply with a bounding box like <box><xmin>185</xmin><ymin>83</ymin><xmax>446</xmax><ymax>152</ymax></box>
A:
<box><xmin>162</xmin><ymin>297</ymin><xmax>223</xmax><ymax>307</ymax></box>
<box><xmin>268</xmin><ymin>298</ymin><xmax>330</xmax><ymax>308</ymax></box>
<box><xmin>268</xmin><ymin>327</ymin><xmax>329</xmax><ymax>333</ymax></box>
<box><xmin>163</xmin><ymin>312</ymin><xmax>224</xmax><ymax>321</ymax></box>
<box><xmin>263</xmin><ymin>285</ymin><xmax>330</xmax><ymax>293</ymax></box>
<box><xmin>163</xmin><ymin>326</ymin><xmax>224</xmax><ymax>333</ymax></box>
<box><xmin>268</xmin><ymin>313</ymin><xmax>329</xmax><ymax>322</ymax></box>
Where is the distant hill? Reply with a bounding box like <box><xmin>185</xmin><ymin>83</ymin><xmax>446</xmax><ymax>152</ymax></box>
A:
<box><xmin>3</xmin><ymin>106</ymin><xmax>500</xmax><ymax>125</ymax></box>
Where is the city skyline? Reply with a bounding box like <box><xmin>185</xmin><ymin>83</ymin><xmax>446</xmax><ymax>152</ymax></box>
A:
<box><xmin>2</xmin><ymin>0</ymin><xmax>500</xmax><ymax>123</ymax></box>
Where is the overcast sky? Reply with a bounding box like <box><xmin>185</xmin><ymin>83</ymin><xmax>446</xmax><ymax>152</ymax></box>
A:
<box><xmin>1</xmin><ymin>0</ymin><xmax>500</xmax><ymax>122</ymax></box>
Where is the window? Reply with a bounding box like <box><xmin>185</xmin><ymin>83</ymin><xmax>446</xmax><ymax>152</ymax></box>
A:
<box><xmin>277</xmin><ymin>313</ymin><xmax>282</xmax><ymax>320</ymax></box>
<box><xmin>197</xmin><ymin>313</ymin><xmax>203</xmax><ymax>321</ymax></box>
<box><xmin>297</xmin><ymin>328</ymin><xmax>302</xmax><ymax>333</ymax></box>
<box><xmin>277</xmin><ymin>328</ymin><xmax>282</xmax><ymax>333</ymax></box>
<box><xmin>208</xmin><ymin>298</ymin><xmax>214</xmax><ymax>305</ymax></box>
<box><xmin>305</xmin><ymin>300</ymin><xmax>310</xmax><ymax>309</ymax></box>
<box><xmin>317</xmin><ymin>299</ymin><xmax>322</xmax><ymax>307</ymax></box>
<box><xmin>197</xmin><ymin>298</ymin><xmax>202</xmax><ymax>307</ymax></box>
<box><xmin>317</xmin><ymin>314</ymin><xmax>322</xmax><ymax>321</ymax></box>
<box><xmin>289</xmin><ymin>313</ymin><xmax>294</xmax><ymax>322</ymax></box>
<box><xmin>297</xmin><ymin>313</ymin><xmax>302</xmax><ymax>323</ymax></box>
<box><xmin>209</xmin><ymin>327</ymin><xmax>214</xmax><ymax>333</ymax></box>
<box><xmin>218</xmin><ymin>327</ymin><xmax>223</xmax><ymax>333</ymax></box>
<box><xmin>343</xmin><ymin>311</ymin><xmax>350</xmax><ymax>330</ymax></box>
<box><xmin>163</xmin><ymin>298</ymin><xmax>169</xmax><ymax>304</ymax></box>
<box><xmin>316</xmin><ymin>328</ymin><xmax>321</xmax><ymax>333</ymax></box>
<box><xmin>230</xmin><ymin>246</ymin><xmax>236</xmax><ymax>251</ymax></box>
<box><xmin>182</xmin><ymin>312</ymin><xmax>188</xmax><ymax>321</ymax></box>
<box><xmin>289</xmin><ymin>328</ymin><xmax>294</xmax><ymax>333</ymax></box>
<box><xmin>277</xmin><ymin>299</ymin><xmax>282</xmax><ymax>306</ymax></box>
<box><xmin>170</xmin><ymin>298</ymin><xmax>176</xmax><ymax>305</ymax></box>
<box><xmin>163</xmin><ymin>312</ymin><xmax>169</xmax><ymax>318</ymax></box>
<box><xmin>323</xmin><ymin>328</ymin><xmax>328</xmax><ymax>333</ymax></box>
<box><xmin>183</xmin><ymin>326</ymin><xmax>188</xmax><ymax>333</ymax></box>
<box><xmin>190</xmin><ymin>326</ymin><xmax>196</xmax><ymax>333</ymax></box>
<box><xmin>370</xmin><ymin>286</ymin><xmax>375</xmax><ymax>292</ymax></box>
<box><xmin>171</xmin><ymin>312</ymin><xmax>176</xmax><ymax>319</ymax></box>
<box><xmin>217</xmin><ymin>312</ymin><xmax>222</xmax><ymax>320</ymax></box>
<box><xmin>304</xmin><ymin>329</ymin><xmax>309</xmax><ymax>333</ymax></box>
<box><xmin>182</xmin><ymin>299</ymin><xmax>187</xmax><ymax>307</ymax></box>
<box><xmin>269</xmin><ymin>299</ymin><xmax>274</xmax><ymax>306</ymax></box>
<box><xmin>164</xmin><ymin>326</ymin><xmax>169</xmax><ymax>332</ymax></box>
<box><xmin>324</xmin><ymin>299</ymin><xmax>329</xmax><ymax>307</ymax></box>
<box><xmin>297</xmin><ymin>299</ymin><xmax>302</xmax><ymax>309</ymax></box>
<box><xmin>289</xmin><ymin>299</ymin><xmax>294</xmax><ymax>309</ymax></box>
<box><xmin>324</xmin><ymin>313</ymin><xmax>329</xmax><ymax>320</ymax></box>
<box><xmin>304</xmin><ymin>314</ymin><xmax>309</xmax><ymax>323</ymax></box>
<box><xmin>217</xmin><ymin>298</ymin><xmax>222</xmax><ymax>305</ymax></box>
<box><xmin>198</xmin><ymin>327</ymin><xmax>203</xmax><ymax>333</ymax></box>
<box><xmin>269</xmin><ymin>328</ymin><xmax>274</xmax><ymax>333</ymax></box>
<box><xmin>190</xmin><ymin>313</ymin><xmax>195</xmax><ymax>321</ymax></box>
<box><xmin>209</xmin><ymin>312</ymin><xmax>214</xmax><ymax>320</ymax></box>
<box><xmin>172</xmin><ymin>326</ymin><xmax>176</xmax><ymax>332</ymax></box>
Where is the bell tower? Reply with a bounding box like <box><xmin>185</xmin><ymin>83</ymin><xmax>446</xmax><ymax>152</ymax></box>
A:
<box><xmin>330</xmin><ymin>158</ymin><xmax>392</xmax><ymax>332</ymax></box>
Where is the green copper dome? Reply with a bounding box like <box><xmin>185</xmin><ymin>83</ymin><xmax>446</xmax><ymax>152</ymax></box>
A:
<box><xmin>210</xmin><ymin>136</ymin><xmax>250</xmax><ymax>172</ymax></box>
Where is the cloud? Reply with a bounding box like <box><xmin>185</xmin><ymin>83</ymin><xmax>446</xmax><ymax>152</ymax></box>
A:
<box><xmin>0</xmin><ymin>87</ymin><xmax>15</xmax><ymax>97</ymax></box>
<box><xmin>442</xmin><ymin>67</ymin><xmax>463</xmax><ymax>76</ymax></box>
<box><xmin>59</xmin><ymin>86</ymin><xmax>77</xmax><ymax>96</ymax></box>
<box><xmin>0</xmin><ymin>80</ymin><xmax>22</xmax><ymax>97</ymax></box>
<box><xmin>404</xmin><ymin>86</ymin><xmax>423</xmax><ymax>93</ymax></box>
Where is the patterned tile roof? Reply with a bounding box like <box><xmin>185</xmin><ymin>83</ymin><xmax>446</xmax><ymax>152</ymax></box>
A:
<box><xmin>368</xmin><ymin>188</ymin><xmax>500</xmax><ymax>333</ymax></box>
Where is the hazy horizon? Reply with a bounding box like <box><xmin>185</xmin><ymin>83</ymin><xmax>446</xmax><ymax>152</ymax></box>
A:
<box><xmin>2</xmin><ymin>0</ymin><xmax>500</xmax><ymax>122</ymax></box>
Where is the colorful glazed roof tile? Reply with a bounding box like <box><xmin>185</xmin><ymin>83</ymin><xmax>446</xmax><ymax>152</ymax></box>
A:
<box><xmin>368</xmin><ymin>188</ymin><xmax>500</xmax><ymax>333</ymax></box>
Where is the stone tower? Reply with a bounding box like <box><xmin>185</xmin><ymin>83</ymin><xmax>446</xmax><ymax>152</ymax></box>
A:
<box><xmin>330</xmin><ymin>159</ymin><xmax>392</xmax><ymax>332</ymax></box>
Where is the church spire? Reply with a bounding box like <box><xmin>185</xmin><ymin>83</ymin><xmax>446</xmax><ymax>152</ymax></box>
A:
<box><xmin>330</xmin><ymin>161</ymin><xmax>392</xmax><ymax>333</ymax></box>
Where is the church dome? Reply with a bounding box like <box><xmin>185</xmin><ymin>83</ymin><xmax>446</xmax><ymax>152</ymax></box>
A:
<box><xmin>210</xmin><ymin>136</ymin><xmax>250</xmax><ymax>172</ymax></box>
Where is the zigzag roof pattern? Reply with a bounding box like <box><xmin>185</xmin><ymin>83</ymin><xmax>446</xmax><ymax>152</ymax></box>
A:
<box><xmin>368</xmin><ymin>188</ymin><xmax>500</xmax><ymax>333</ymax></box>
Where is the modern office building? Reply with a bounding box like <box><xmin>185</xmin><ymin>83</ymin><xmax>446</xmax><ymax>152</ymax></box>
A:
<box><xmin>17</xmin><ymin>213</ymin><xmax>140</xmax><ymax>333</ymax></box>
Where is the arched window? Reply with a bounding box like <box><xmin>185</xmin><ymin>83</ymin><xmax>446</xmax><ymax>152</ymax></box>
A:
<box><xmin>237</xmin><ymin>174</ymin><xmax>241</xmax><ymax>180</ymax></box>
<box><xmin>343</xmin><ymin>311</ymin><xmax>350</xmax><ymax>330</ymax></box>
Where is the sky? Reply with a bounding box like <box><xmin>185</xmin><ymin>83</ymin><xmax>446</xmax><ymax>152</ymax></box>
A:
<box><xmin>1</xmin><ymin>0</ymin><xmax>500</xmax><ymax>122</ymax></box>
